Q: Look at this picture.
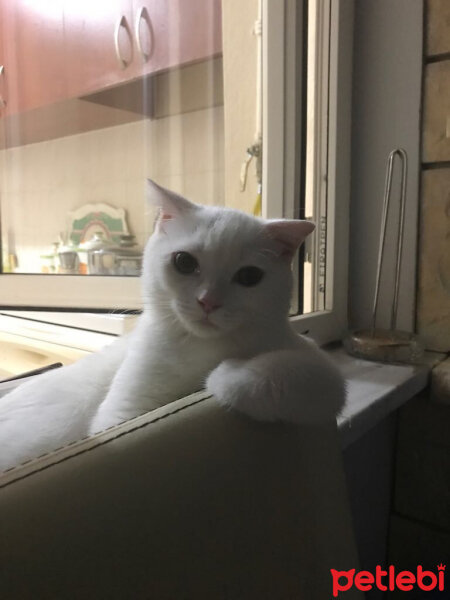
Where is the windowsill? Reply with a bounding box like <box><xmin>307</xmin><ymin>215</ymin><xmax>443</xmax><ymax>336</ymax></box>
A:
<box><xmin>0</xmin><ymin>310</ymin><xmax>137</xmax><ymax>337</ymax></box>
<box><xmin>330</xmin><ymin>346</ymin><xmax>432</xmax><ymax>448</ymax></box>
<box><xmin>0</xmin><ymin>312</ymin><xmax>118</xmax><ymax>354</ymax></box>
<box><xmin>0</xmin><ymin>341</ymin><xmax>437</xmax><ymax>487</ymax></box>
<box><xmin>0</xmin><ymin>310</ymin><xmax>434</xmax><ymax>451</ymax></box>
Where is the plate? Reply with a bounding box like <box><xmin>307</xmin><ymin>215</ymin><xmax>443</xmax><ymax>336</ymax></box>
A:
<box><xmin>69</xmin><ymin>203</ymin><xmax>129</xmax><ymax>245</ymax></box>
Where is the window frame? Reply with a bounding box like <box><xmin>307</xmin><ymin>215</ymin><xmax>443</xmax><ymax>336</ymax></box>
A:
<box><xmin>0</xmin><ymin>273</ymin><xmax>142</xmax><ymax>311</ymax></box>
<box><xmin>0</xmin><ymin>0</ymin><xmax>353</xmax><ymax>346</ymax></box>
<box><xmin>262</xmin><ymin>0</ymin><xmax>353</xmax><ymax>345</ymax></box>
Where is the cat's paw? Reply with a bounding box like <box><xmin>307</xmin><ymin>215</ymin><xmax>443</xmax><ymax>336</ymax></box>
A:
<box><xmin>207</xmin><ymin>351</ymin><xmax>346</xmax><ymax>425</ymax></box>
<box><xmin>206</xmin><ymin>359</ymin><xmax>243</xmax><ymax>406</ymax></box>
<box><xmin>206</xmin><ymin>358</ymin><xmax>280</xmax><ymax>422</ymax></box>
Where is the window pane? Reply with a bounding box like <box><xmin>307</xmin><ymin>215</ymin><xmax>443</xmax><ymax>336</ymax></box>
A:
<box><xmin>0</xmin><ymin>0</ymin><xmax>331</xmax><ymax>317</ymax></box>
<box><xmin>0</xmin><ymin>0</ymin><xmax>238</xmax><ymax>277</ymax></box>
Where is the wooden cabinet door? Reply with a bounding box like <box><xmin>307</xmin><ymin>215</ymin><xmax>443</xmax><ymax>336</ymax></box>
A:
<box><xmin>130</xmin><ymin>0</ymin><xmax>222</xmax><ymax>78</ymax></box>
<box><xmin>0</xmin><ymin>1</ymin><xmax>6</xmax><ymax>118</ymax></box>
<box><xmin>0</xmin><ymin>0</ymin><xmax>66</xmax><ymax>116</ymax></box>
<box><xmin>64</xmin><ymin>0</ymin><xmax>135</xmax><ymax>98</ymax></box>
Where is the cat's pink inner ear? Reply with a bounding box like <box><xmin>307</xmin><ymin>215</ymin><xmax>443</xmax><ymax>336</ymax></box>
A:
<box><xmin>265</xmin><ymin>220</ymin><xmax>316</xmax><ymax>260</ymax></box>
<box><xmin>153</xmin><ymin>211</ymin><xmax>171</xmax><ymax>235</ymax></box>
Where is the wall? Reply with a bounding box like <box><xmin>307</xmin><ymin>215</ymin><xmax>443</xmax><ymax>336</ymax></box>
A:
<box><xmin>387</xmin><ymin>2</ymin><xmax>450</xmax><ymax>589</ymax></box>
<box><xmin>0</xmin><ymin>104</ymin><xmax>224</xmax><ymax>273</ymax></box>
<box><xmin>417</xmin><ymin>0</ymin><xmax>450</xmax><ymax>352</ymax></box>
<box><xmin>346</xmin><ymin>6</ymin><xmax>428</xmax><ymax>595</ymax></box>
<box><xmin>388</xmin><ymin>395</ymin><xmax>450</xmax><ymax>596</ymax></box>
<box><xmin>221</xmin><ymin>0</ymin><xmax>259</xmax><ymax>213</ymax></box>
<box><xmin>344</xmin><ymin>414</ymin><xmax>398</xmax><ymax>600</ymax></box>
<box><xmin>349</xmin><ymin>0</ymin><xmax>423</xmax><ymax>333</ymax></box>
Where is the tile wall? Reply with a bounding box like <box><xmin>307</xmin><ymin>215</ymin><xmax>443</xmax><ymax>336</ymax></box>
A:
<box><xmin>417</xmin><ymin>0</ymin><xmax>450</xmax><ymax>352</ymax></box>
<box><xmin>0</xmin><ymin>104</ymin><xmax>224</xmax><ymax>272</ymax></box>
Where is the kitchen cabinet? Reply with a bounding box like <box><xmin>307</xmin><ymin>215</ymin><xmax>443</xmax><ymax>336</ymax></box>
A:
<box><xmin>0</xmin><ymin>0</ymin><xmax>66</xmax><ymax>116</ymax></box>
<box><xmin>0</xmin><ymin>0</ymin><xmax>222</xmax><ymax>147</ymax></box>
<box><xmin>0</xmin><ymin>0</ymin><xmax>222</xmax><ymax>118</ymax></box>
<box><xmin>80</xmin><ymin>0</ymin><xmax>223</xmax><ymax>117</ymax></box>
<box><xmin>128</xmin><ymin>0</ymin><xmax>222</xmax><ymax>79</ymax></box>
<box><xmin>0</xmin><ymin>23</ymin><xmax>5</xmax><ymax>118</ymax></box>
<box><xmin>63</xmin><ymin>0</ymin><xmax>135</xmax><ymax>99</ymax></box>
<box><xmin>66</xmin><ymin>0</ymin><xmax>222</xmax><ymax>99</ymax></box>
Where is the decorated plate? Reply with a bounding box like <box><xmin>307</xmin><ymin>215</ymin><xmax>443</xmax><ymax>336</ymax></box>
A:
<box><xmin>69</xmin><ymin>203</ymin><xmax>129</xmax><ymax>245</ymax></box>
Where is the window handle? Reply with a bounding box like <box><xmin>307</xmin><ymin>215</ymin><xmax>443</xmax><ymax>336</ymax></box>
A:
<box><xmin>135</xmin><ymin>6</ymin><xmax>153</xmax><ymax>63</ymax></box>
<box><xmin>240</xmin><ymin>144</ymin><xmax>261</xmax><ymax>192</ymax></box>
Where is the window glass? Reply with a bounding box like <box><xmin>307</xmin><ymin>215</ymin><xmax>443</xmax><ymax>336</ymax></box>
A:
<box><xmin>0</xmin><ymin>0</ymin><xmax>331</xmax><ymax>317</ymax></box>
<box><xmin>0</xmin><ymin>0</ymin><xmax>226</xmax><ymax>276</ymax></box>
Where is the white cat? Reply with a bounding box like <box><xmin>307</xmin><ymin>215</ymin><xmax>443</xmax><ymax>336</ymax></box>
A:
<box><xmin>0</xmin><ymin>180</ymin><xmax>345</xmax><ymax>472</ymax></box>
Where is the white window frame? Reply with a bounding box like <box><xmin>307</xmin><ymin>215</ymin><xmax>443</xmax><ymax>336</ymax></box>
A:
<box><xmin>263</xmin><ymin>0</ymin><xmax>353</xmax><ymax>345</ymax></box>
<box><xmin>0</xmin><ymin>273</ymin><xmax>142</xmax><ymax>311</ymax></box>
<box><xmin>0</xmin><ymin>0</ymin><xmax>353</xmax><ymax>345</ymax></box>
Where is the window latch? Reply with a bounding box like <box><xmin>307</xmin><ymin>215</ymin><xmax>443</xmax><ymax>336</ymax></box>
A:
<box><xmin>240</xmin><ymin>144</ymin><xmax>261</xmax><ymax>192</ymax></box>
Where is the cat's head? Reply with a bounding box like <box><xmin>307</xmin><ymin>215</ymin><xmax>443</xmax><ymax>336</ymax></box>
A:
<box><xmin>143</xmin><ymin>180</ymin><xmax>315</xmax><ymax>339</ymax></box>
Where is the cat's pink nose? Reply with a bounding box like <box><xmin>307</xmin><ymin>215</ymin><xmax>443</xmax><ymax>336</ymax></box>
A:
<box><xmin>197</xmin><ymin>296</ymin><xmax>221</xmax><ymax>314</ymax></box>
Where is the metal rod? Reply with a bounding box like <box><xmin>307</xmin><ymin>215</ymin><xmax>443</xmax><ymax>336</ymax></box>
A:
<box><xmin>391</xmin><ymin>148</ymin><xmax>408</xmax><ymax>330</ymax></box>
<box><xmin>371</xmin><ymin>149</ymin><xmax>408</xmax><ymax>335</ymax></box>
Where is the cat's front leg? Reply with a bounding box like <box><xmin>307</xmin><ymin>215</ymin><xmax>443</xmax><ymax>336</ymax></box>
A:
<box><xmin>207</xmin><ymin>350</ymin><xmax>346</xmax><ymax>425</ymax></box>
<box><xmin>88</xmin><ymin>337</ymin><xmax>199</xmax><ymax>434</ymax></box>
<box><xmin>88</xmin><ymin>352</ymin><xmax>162</xmax><ymax>434</ymax></box>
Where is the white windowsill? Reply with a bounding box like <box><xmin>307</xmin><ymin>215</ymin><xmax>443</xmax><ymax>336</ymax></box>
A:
<box><xmin>0</xmin><ymin>311</ymin><xmax>138</xmax><ymax>337</ymax></box>
<box><xmin>0</xmin><ymin>311</ymin><xmax>432</xmax><ymax>450</ymax></box>
<box><xmin>330</xmin><ymin>347</ymin><xmax>431</xmax><ymax>448</ymax></box>
<box><xmin>0</xmin><ymin>313</ymin><xmax>117</xmax><ymax>354</ymax></box>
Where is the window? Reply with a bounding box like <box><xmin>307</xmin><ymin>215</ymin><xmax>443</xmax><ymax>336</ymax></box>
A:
<box><xmin>0</xmin><ymin>0</ymin><xmax>352</xmax><ymax>344</ymax></box>
<box><xmin>263</xmin><ymin>0</ymin><xmax>352</xmax><ymax>343</ymax></box>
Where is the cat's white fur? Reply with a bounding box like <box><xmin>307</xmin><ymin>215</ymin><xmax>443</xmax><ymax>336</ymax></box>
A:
<box><xmin>0</xmin><ymin>181</ymin><xmax>345</xmax><ymax>472</ymax></box>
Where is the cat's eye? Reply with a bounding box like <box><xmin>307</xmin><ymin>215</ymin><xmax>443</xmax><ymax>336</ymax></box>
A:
<box><xmin>173</xmin><ymin>252</ymin><xmax>199</xmax><ymax>274</ymax></box>
<box><xmin>233</xmin><ymin>266</ymin><xmax>264</xmax><ymax>287</ymax></box>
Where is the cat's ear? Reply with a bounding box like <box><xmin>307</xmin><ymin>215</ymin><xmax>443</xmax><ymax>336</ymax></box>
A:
<box><xmin>146</xmin><ymin>179</ymin><xmax>197</xmax><ymax>227</ymax></box>
<box><xmin>265</xmin><ymin>219</ymin><xmax>315</xmax><ymax>261</ymax></box>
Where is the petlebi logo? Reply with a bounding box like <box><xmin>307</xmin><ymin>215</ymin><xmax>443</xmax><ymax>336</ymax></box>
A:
<box><xmin>330</xmin><ymin>564</ymin><xmax>446</xmax><ymax>597</ymax></box>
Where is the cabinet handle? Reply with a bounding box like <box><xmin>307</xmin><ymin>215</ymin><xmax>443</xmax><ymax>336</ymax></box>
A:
<box><xmin>114</xmin><ymin>15</ymin><xmax>133</xmax><ymax>69</ymax></box>
<box><xmin>0</xmin><ymin>65</ymin><xmax>6</xmax><ymax>109</ymax></box>
<box><xmin>135</xmin><ymin>6</ymin><xmax>153</xmax><ymax>62</ymax></box>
